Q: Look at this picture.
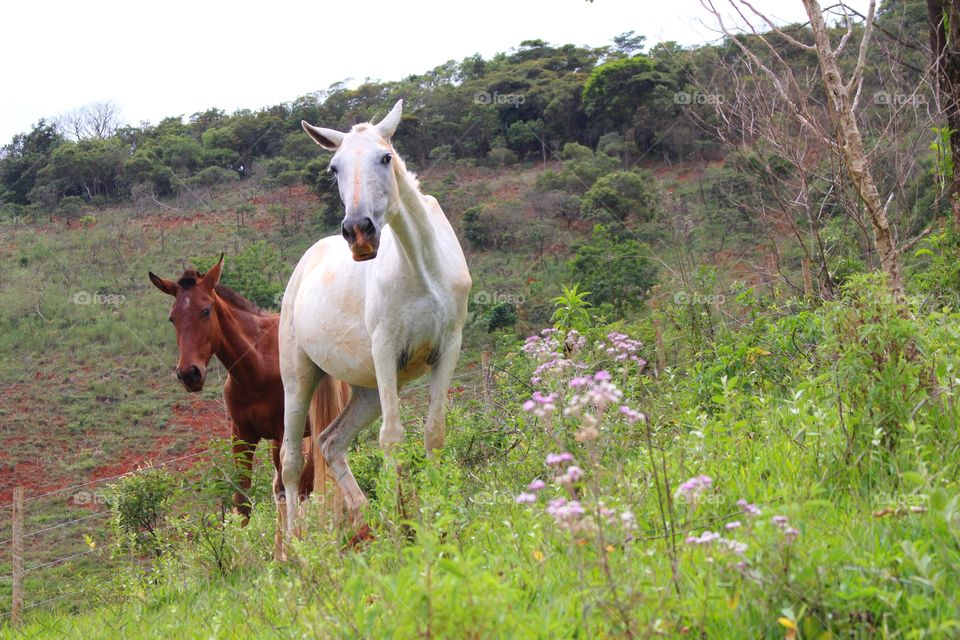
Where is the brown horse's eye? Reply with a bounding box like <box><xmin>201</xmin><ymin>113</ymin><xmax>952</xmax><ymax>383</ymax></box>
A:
<box><xmin>201</xmin><ymin>307</ymin><xmax>211</xmax><ymax>319</ymax></box>
<box><xmin>168</xmin><ymin>316</ymin><xmax>174</xmax><ymax>323</ymax></box>
<box><xmin>380</xmin><ymin>153</ymin><xmax>391</xmax><ymax>166</ymax></box>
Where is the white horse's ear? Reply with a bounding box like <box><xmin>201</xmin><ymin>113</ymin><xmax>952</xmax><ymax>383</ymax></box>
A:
<box><xmin>302</xmin><ymin>121</ymin><xmax>344</xmax><ymax>150</ymax></box>
<box><xmin>375</xmin><ymin>100</ymin><xmax>403</xmax><ymax>139</ymax></box>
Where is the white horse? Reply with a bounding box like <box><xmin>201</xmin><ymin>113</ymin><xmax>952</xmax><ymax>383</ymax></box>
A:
<box><xmin>278</xmin><ymin>100</ymin><xmax>471</xmax><ymax>534</ymax></box>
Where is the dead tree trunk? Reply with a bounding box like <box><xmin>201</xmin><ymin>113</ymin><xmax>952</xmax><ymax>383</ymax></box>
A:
<box><xmin>802</xmin><ymin>0</ymin><xmax>906</xmax><ymax>302</ymax></box>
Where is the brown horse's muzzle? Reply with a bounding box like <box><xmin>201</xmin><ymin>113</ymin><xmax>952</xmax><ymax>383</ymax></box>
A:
<box><xmin>176</xmin><ymin>364</ymin><xmax>206</xmax><ymax>392</ymax></box>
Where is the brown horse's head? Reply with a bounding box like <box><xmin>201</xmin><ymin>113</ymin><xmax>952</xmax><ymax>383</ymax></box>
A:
<box><xmin>148</xmin><ymin>255</ymin><xmax>225</xmax><ymax>393</ymax></box>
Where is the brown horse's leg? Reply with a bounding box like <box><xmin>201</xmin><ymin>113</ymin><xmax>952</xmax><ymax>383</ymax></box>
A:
<box><xmin>232</xmin><ymin>433</ymin><xmax>258</xmax><ymax>526</ymax></box>
<box><xmin>300</xmin><ymin>434</ymin><xmax>315</xmax><ymax>500</ymax></box>
<box><xmin>271</xmin><ymin>442</ymin><xmax>286</xmax><ymax>561</ymax></box>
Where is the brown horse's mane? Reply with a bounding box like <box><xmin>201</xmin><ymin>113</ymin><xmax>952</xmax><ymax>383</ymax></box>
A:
<box><xmin>176</xmin><ymin>269</ymin><xmax>265</xmax><ymax>316</ymax></box>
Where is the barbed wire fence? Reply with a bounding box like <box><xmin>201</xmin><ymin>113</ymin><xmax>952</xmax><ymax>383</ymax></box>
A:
<box><xmin>0</xmin><ymin>446</ymin><xmax>217</xmax><ymax>625</ymax></box>
<box><xmin>0</xmin><ymin>365</ymin><xmax>489</xmax><ymax>627</ymax></box>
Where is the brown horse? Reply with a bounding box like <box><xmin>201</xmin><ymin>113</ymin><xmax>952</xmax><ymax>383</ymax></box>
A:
<box><xmin>149</xmin><ymin>255</ymin><xmax>349</xmax><ymax>558</ymax></box>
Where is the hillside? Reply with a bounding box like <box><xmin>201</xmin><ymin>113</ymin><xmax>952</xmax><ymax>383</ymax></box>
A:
<box><xmin>4</xmin><ymin>1</ymin><xmax>960</xmax><ymax>636</ymax></box>
<box><xmin>2</xmin><ymin>152</ymin><xmax>960</xmax><ymax>637</ymax></box>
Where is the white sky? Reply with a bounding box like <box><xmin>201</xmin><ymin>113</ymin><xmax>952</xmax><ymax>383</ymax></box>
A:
<box><xmin>0</xmin><ymin>0</ymin><xmax>870</xmax><ymax>144</ymax></box>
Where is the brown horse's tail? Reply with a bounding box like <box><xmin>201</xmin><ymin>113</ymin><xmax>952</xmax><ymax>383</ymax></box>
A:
<box><xmin>308</xmin><ymin>376</ymin><xmax>350</xmax><ymax>526</ymax></box>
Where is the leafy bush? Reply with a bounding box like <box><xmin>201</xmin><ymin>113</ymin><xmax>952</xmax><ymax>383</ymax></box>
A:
<box><xmin>817</xmin><ymin>273</ymin><xmax>926</xmax><ymax>478</ymax></box>
<box><xmin>580</xmin><ymin>170</ymin><xmax>655</xmax><ymax>226</ymax></box>
<box><xmin>186</xmin><ymin>166</ymin><xmax>237</xmax><ymax>187</ymax></box>
<box><xmin>197</xmin><ymin>241</ymin><xmax>286</xmax><ymax>310</ymax></box>
<box><xmin>485</xmin><ymin>302</ymin><xmax>518</xmax><ymax>332</ymax></box>
<box><xmin>461</xmin><ymin>205</ymin><xmax>489</xmax><ymax>249</ymax></box>
<box><xmin>486</xmin><ymin>147</ymin><xmax>517</xmax><ymax>167</ymax></box>
<box><xmin>567</xmin><ymin>224</ymin><xmax>657</xmax><ymax>317</ymax></box>
<box><xmin>534</xmin><ymin>148</ymin><xmax>619</xmax><ymax>195</ymax></box>
<box><xmin>104</xmin><ymin>466</ymin><xmax>177</xmax><ymax>558</ymax></box>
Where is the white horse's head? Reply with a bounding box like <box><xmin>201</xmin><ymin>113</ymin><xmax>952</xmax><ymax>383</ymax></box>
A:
<box><xmin>301</xmin><ymin>100</ymin><xmax>404</xmax><ymax>261</ymax></box>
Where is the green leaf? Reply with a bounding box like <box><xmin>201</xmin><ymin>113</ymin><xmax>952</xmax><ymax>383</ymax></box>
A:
<box><xmin>900</xmin><ymin>471</ymin><xmax>925</xmax><ymax>489</ymax></box>
<box><xmin>438</xmin><ymin>558</ymin><xmax>465</xmax><ymax>578</ymax></box>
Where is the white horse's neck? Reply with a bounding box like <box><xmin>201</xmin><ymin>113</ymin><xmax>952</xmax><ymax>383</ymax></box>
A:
<box><xmin>387</xmin><ymin>160</ymin><xmax>444</xmax><ymax>283</ymax></box>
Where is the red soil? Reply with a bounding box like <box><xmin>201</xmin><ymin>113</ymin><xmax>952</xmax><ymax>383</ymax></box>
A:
<box><xmin>83</xmin><ymin>397</ymin><xmax>230</xmax><ymax>486</ymax></box>
<box><xmin>0</xmin><ymin>394</ymin><xmax>230</xmax><ymax>507</ymax></box>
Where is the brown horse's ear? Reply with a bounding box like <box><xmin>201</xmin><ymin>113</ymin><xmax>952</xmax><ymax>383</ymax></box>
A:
<box><xmin>201</xmin><ymin>253</ymin><xmax>224</xmax><ymax>289</ymax></box>
<box><xmin>149</xmin><ymin>272</ymin><xmax>178</xmax><ymax>297</ymax></box>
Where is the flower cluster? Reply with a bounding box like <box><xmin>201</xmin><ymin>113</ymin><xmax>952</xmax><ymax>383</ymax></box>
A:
<box><xmin>522</xmin><ymin>328</ymin><xmax>561</xmax><ymax>360</ymax></box>
<box><xmin>546</xmin><ymin>497</ymin><xmax>585</xmax><ymax>525</ymax></box>
<box><xmin>772</xmin><ymin>515</ymin><xmax>800</xmax><ymax>543</ymax></box>
<box><xmin>604</xmin><ymin>331</ymin><xmax>646</xmax><ymax>364</ymax></box>
<box><xmin>619</xmin><ymin>405</ymin><xmax>645</xmax><ymax>424</ymax></box>
<box><xmin>565</xmin><ymin>371</ymin><xmax>624</xmax><ymax>417</ymax></box>
<box><xmin>515</xmin><ymin>453</ymin><xmax>637</xmax><ymax>537</ymax></box>
<box><xmin>688</xmin><ymin>532</ymin><xmax>746</xmax><ymax>554</ymax></box>
<box><xmin>685</xmin><ymin>530</ymin><xmax>748</xmax><ymax>556</ymax></box>
<box><xmin>736</xmin><ymin>498</ymin><xmax>762</xmax><ymax>516</ymax></box>
<box><xmin>674</xmin><ymin>475</ymin><xmax>713</xmax><ymax>504</ymax></box>
<box><xmin>522</xmin><ymin>391</ymin><xmax>558</xmax><ymax>417</ymax></box>
<box><xmin>523</xmin><ymin>329</ymin><xmax>582</xmax><ymax>384</ymax></box>
<box><xmin>565</xmin><ymin>329</ymin><xmax>587</xmax><ymax>353</ymax></box>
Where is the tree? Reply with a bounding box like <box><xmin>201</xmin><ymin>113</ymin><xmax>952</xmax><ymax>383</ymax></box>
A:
<box><xmin>702</xmin><ymin>0</ymin><xmax>920</xmax><ymax>303</ymax></box>
<box><xmin>580</xmin><ymin>170</ymin><xmax>656</xmax><ymax>228</ymax></box>
<box><xmin>34</xmin><ymin>138</ymin><xmax>126</xmax><ymax>201</ymax></box>
<box><xmin>58</xmin><ymin>101</ymin><xmax>123</xmax><ymax>141</ymax></box>
<box><xmin>612</xmin><ymin>31</ymin><xmax>646</xmax><ymax>57</ymax></box>
<box><xmin>567</xmin><ymin>224</ymin><xmax>657</xmax><ymax>317</ymax></box>
<box><xmin>0</xmin><ymin>120</ymin><xmax>63</xmax><ymax>204</ymax></box>
<box><xmin>582</xmin><ymin>55</ymin><xmax>674</xmax><ymax>145</ymax></box>
<box><xmin>927</xmin><ymin>0</ymin><xmax>960</xmax><ymax>220</ymax></box>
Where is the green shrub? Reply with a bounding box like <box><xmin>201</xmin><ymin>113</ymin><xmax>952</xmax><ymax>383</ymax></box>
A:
<box><xmin>462</xmin><ymin>205</ymin><xmax>489</xmax><ymax>249</ymax></box>
<box><xmin>186</xmin><ymin>166</ymin><xmax>237</xmax><ymax>187</ymax></box>
<box><xmin>567</xmin><ymin>224</ymin><xmax>657</xmax><ymax>317</ymax></box>
<box><xmin>486</xmin><ymin>147</ymin><xmax>517</xmax><ymax>167</ymax></box>
<box><xmin>580</xmin><ymin>170</ymin><xmax>655</xmax><ymax>226</ymax></box>
<box><xmin>104</xmin><ymin>466</ymin><xmax>177</xmax><ymax>558</ymax></box>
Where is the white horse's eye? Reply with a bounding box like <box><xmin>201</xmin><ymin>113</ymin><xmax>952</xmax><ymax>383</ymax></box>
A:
<box><xmin>380</xmin><ymin>153</ymin><xmax>392</xmax><ymax>165</ymax></box>
<box><xmin>329</xmin><ymin>164</ymin><xmax>338</xmax><ymax>175</ymax></box>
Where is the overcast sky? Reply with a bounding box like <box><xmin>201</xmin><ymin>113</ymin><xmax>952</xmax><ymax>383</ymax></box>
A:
<box><xmin>0</xmin><ymin>0</ymin><xmax>871</xmax><ymax>145</ymax></box>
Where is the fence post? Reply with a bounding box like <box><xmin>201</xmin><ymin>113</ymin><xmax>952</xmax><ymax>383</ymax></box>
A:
<box><xmin>481</xmin><ymin>351</ymin><xmax>493</xmax><ymax>401</ymax></box>
<box><xmin>802</xmin><ymin>257</ymin><xmax>814</xmax><ymax>302</ymax></box>
<box><xmin>12</xmin><ymin>487</ymin><xmax>24</xmax><ymax>626</ymax></box>
<box><xmin>649</xmin><ymin>290</ymin><xmax>667</xmax><ymax>375</ymax></box>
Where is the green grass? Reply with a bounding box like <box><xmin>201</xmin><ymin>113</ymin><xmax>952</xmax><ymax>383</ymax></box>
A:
<box><xmin>4</xmin><ymin>170</ymin><xmax>959</xmax><ymax>638</ymax></box>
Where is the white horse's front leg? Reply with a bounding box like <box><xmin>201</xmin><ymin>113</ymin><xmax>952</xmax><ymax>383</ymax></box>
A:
<box><xmin>371</xmin><ymin>341</ymin><xmax>403</xmax><ymax>452</ymax></box>
<box><xmin>425</xmin><ymin>333</ymin><xmax>462</xmax><ymax>456</ymax></box>
<box><xmin>279</xmin><ymin>349</ymin><xmax>319</xmax><ymax>539</ymax></box>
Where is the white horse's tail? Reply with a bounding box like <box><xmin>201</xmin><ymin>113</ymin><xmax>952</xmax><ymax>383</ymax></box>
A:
<box><xmin>309</xmin><ymin>376</ymin><xmax>350</xmax><ymax>526</ymax></box>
